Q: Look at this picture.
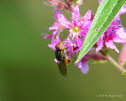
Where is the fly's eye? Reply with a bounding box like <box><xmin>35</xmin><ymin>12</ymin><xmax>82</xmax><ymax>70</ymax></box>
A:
<box><xmin>55</xmin><ymin>44</ymin><xmax>59</xmax><ymax>49</ymax></box>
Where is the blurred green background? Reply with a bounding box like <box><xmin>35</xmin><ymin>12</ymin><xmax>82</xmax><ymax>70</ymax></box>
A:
<box><xmin>0</xmin><ymin>0</ymin><xmax>126</xmax><ymax>101</ymax></box>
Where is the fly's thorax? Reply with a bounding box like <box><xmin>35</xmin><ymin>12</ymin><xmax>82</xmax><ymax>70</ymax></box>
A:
<box><xmin>55</xmin><ymin>48</ymin><xmax>66</xmax><ymax>61</ymax></box>
<box><xmin>55</xmin><ymin>41</ymin><xmax>66</xmax><ymax>51</ymax></box>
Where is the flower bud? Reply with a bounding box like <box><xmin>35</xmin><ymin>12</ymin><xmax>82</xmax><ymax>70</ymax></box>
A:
<box><xmin>86</xmin><ymin>53</ymin><xmax>106</xmax><ymax>61</ymax></box>
<box><xmin>48</xmin><ymin>0</ymin><xmax>67</xmax><ymax>9</ymax></box>
<box><xmin>119</xmin><ymin>43</ymin><xmax>126</xmax><ymax>66</ymax></box>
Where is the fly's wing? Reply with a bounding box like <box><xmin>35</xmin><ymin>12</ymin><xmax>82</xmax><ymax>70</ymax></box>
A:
<box><xmin>55</xmin><ymin>49</ymin><xmax>67</xmax><ymax>76</ymax></box>
<box><xmin>57</xmin><ymin>62</ymin><xmax>67</xmax><ymax>76</ymax></box>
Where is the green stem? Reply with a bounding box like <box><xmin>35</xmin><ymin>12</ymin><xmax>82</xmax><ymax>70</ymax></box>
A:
<box><xmin>105</xmin><ymin>55</ymin><xmax>126</xmax><ymax>72</ymax></box>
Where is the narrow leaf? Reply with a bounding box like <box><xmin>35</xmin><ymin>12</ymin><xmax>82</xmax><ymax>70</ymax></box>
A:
<box><xmin>76</xmin><ymin>0</ymin><xmax>126</xmax><ymax>63</ymax></box>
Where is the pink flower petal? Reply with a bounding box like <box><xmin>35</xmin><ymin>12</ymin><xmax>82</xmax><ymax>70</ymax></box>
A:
<box><xmin>43</xmin><ymin>33</ymin><xmax>53</xmax><ymax>39</ymax></box>
<box><xmin>116</xmin><ymin>28</ymin><xmax>126</xmax><ymax>39</ymax></box>
<box><xmin>82</xmin><ymin>10</ymin><xmax>92</xmax><ymax>21</ymax></box>
<box><xmin>113</xmin><ymin>37</ymin><xmax>126</xmax><ymax>43</ymax></box>
<box><xmin>96</xmin><ymin>35</ymin><xmax>104</xmax><ymax>52</ymax></box>
<box><xmin>76</xmin><ymin>56</ymin><xmax>89</xmax><ymax>74</ymax></box>
<box><xmin>105</xmin><ymin>41</ymin><xmax>119</xmax><ymax>53</ymax></box>
<box><xmin>76</xmin><ymin>60</ymin><xmax>89</xmax><ymax>74</ymax></box>
<box><xmin>54</xmin><ymin>10</ymin><xmax>62</xmax><ymax>21</ymax></box>
<box><xmin>48</xmin><ymin>31</ymin><xmax>60</xmax><ymax>50</ymax></box>
<box><xmin>49</xmin><ymin>22</ymin><xmax>59</xmax><ymax>31</ymax></box>
<box><xmin>72</xmin><ymin>6</ymin><xmax>80</xmax><ymax>26</ymax></box>
<box><xmin>57</xmin><ymin>14</ymin><xmax>72</xmax><ymax>28</ymax></box>
<box><xmin>48</xmin><ymin>38</ymin><xmax>60</xmax><ymax>50</ymax></box>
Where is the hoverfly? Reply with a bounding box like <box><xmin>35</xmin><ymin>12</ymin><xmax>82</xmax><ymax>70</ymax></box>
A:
<box><xmin>55</xmin><ymin>41</ymin><xmax>71</xmax><ymax>76</ymax></box>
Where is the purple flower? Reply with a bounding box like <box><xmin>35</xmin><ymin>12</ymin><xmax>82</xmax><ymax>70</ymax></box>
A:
<box><xmin>55</xmin><ymin>6</ymin><xmax>95</xmax><ymax>74</ymax></box>
<box><xmin>76</xmin><ymin>56</ymin><xmax>89</xmax><ymax>74</ymax></box>
<box><xmin>76</xmin><ymin>53</ymin><xmax>106</xmax><ymax>74</ymax></box>
<box><xmin>43</xmin><ymin>6</ymin><xmax>94</xmax><ymax>73</ymax></box>
<box><xmin>57</xmin><ymin>6</ymin><xmax>93</xmax><ymax>54</ymax></box>
<box><xmin>96</xmin><ymin>1</ymin><xmax>126</xmax><ymax>52</ymax></box>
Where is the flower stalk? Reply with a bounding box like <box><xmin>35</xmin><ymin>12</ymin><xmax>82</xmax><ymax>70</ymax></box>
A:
<box><xmin>106</xmin><ymin>55</ymin><xmax>126</xmax><ymax>72</ymax></box>
<box><xmin>100</xmin><ymin>51</ymin><xmax>126</xmax><ymax>72</ymax></box>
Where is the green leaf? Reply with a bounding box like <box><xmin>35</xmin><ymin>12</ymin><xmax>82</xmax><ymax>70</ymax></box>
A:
<box><xmin>75</xmin><ymin>0</ymin><xmax>126</xmax><ymax>63</ymax></box>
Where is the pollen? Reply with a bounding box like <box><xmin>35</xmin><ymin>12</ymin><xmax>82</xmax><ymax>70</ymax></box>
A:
<box><xmin>72</xmin><ymin>26</ymin><xmax>81</xmax><ymax>33</ymax></box>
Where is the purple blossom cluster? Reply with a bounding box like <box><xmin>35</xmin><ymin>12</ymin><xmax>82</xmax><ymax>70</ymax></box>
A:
<box><xmin>43</xmin><ymin>0</ymin><xmax>126</xmax><ymax>74</ymax></box>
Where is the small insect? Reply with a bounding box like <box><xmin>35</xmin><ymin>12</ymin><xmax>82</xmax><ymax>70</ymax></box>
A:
<box><xmin>55</xmin><ymin>41</ymin><xmax>71</xmax><ymax>76</ymax></box>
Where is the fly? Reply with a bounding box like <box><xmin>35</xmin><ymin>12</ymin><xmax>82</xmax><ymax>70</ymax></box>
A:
<box><xmin>55</xmin><ymin>41</ymin><xmax>71</xmax><ymax>76</ymax></box>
